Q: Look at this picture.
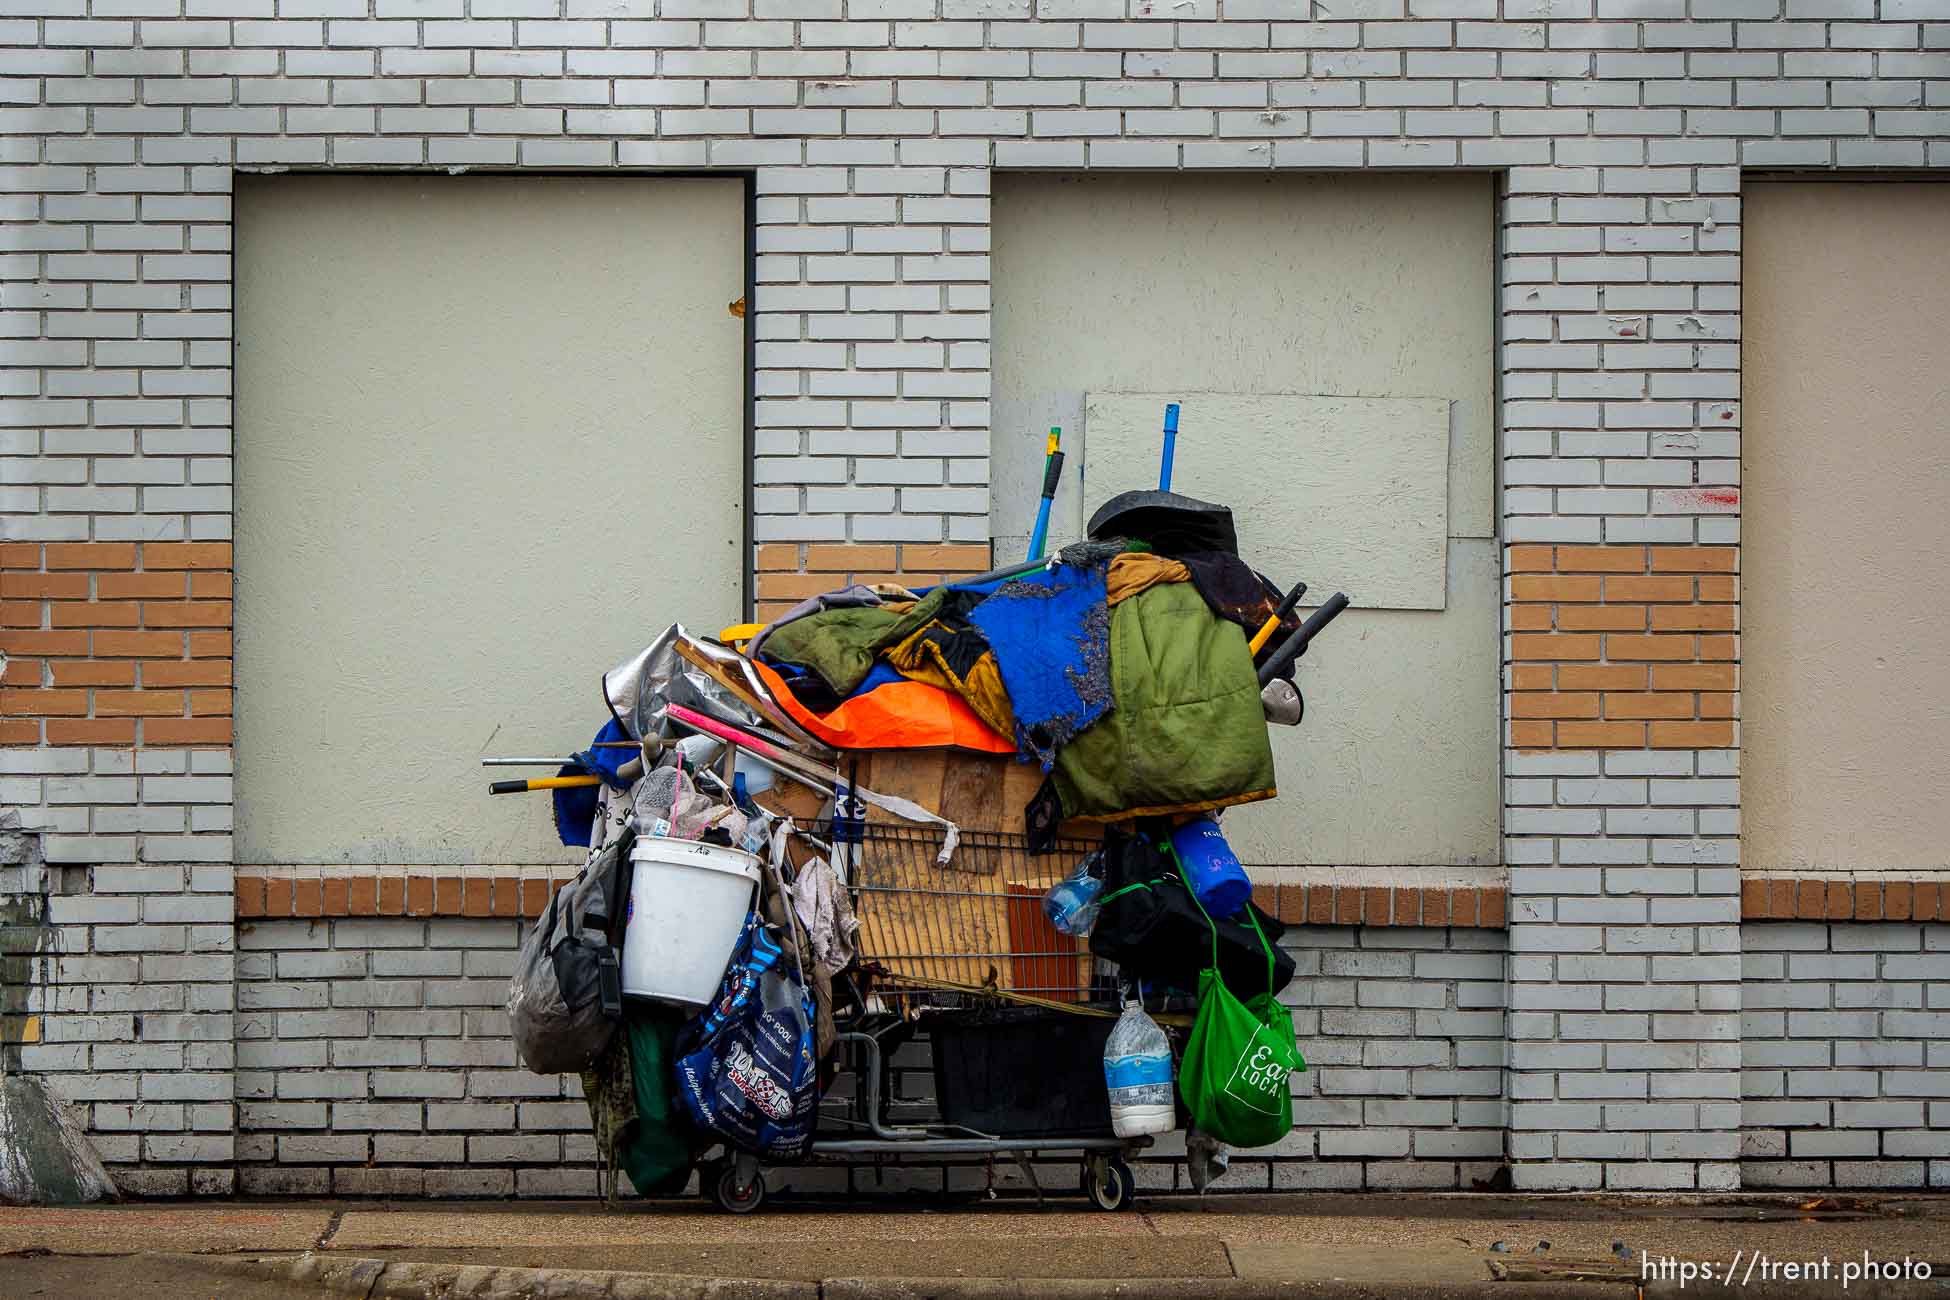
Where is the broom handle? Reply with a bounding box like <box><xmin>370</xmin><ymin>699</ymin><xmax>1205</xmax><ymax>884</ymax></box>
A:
<box><xmin>1158</xmin><ymin>402</ymin><xmax>1180</xmax><ymax>491</ymax></box>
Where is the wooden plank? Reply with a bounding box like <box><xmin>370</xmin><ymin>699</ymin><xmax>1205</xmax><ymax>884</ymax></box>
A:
<box><xmin>864</xmin><ymin>749</ymin><xmax>948</xmax><ymax>820</ymax></box>
<box><xmin>938</xmin><ymin>750</ymin><xmax>1008</xmax><ymax>830</ymax></box>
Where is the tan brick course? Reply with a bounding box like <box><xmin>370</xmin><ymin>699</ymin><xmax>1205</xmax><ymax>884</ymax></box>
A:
<box><xmin>1507</xmin><ymin>543</ymin><xmax>1738</xmax><ymax>751</ymax></box>
<box><xmin>0</xmin><ymin>541</ymin><xmax>234</xmax><ymax>747</ymax></box>
<box><xmin>754</xmin><ymin>541</ymin><xmax>993</xmax><ymax>620</ymax></box>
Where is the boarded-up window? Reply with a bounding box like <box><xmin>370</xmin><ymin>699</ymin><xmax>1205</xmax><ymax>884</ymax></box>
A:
<box><xmin>990</xmin><ymin>174</ymin><xmax>1498</xmax><ymax>867</ymax></box>
<box><xmin>1743</xmin><ymin>181</ymin><xmax>1950</xmax><ymax>871</ymax></box>
<box><xmin>234</xmin><ymin>176</ymin><xmax>746</xmax><ymax>864</ymax></box>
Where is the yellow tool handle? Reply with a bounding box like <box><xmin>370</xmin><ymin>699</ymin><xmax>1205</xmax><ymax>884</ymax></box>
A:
<box><xmin>488</xmin><ymin>775</ymin><xmax>601</xmax><ymax>795</ymax></box>
<box><xmin>1248</xmin><ymin>579</ymin><xmax>1312</xmax><ymax>656</ymax></box>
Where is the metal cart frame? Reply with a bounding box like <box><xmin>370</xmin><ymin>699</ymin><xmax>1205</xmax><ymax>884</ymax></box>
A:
<box><xmin>695</xmin><ymin>822</ymin><xmax>1154</xmax><ymax>1214</ymax></box>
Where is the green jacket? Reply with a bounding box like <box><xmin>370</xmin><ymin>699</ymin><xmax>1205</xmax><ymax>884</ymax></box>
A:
<box><xmin>758</xmin><ymin>593</ymin><xmax>943</xmax><ymax>697</ymax></box>
<box><xmin>1053</xmin><ymin>580</ymin><xmax>1276</xmax><ymax>822</ymax></box>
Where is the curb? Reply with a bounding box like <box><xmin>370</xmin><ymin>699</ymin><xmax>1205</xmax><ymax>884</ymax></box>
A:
<box><xmin>171</xmin><ymin>1253</ymin><xmax>819</xmax><ymax>1300</ymax></box>
<box><xmin>164</xmin><ymin>1252</ymin><xmax>1644</xmax><ymax>1300</ymax></box>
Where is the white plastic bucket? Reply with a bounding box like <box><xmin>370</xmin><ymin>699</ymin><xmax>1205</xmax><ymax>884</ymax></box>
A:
<box><xmin>621</xmin><ymin>837</ymin><xmax>762</xmax><ymax>1008</ymax></box>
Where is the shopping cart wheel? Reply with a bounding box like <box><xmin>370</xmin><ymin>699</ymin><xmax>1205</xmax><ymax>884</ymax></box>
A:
<box><xmin>694</xmin><ymin>1158</ymin><xmax>726</xmax><ymax>1202</ymax></box>
<box><xmin>1082</xmin><ymin>1155</ymin><xmax>1134</xmax><ymax>1212</ymax></box>
<box><xmin>712</xmin><ymin>1164</ymin><xmax>767</xmax><ymax>1214</ymax></box>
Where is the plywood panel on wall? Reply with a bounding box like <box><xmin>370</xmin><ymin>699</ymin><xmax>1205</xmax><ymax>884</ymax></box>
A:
<box><xmin>990</xmin><ymin>173</ymin><xmax>1498</xmax><ymax>867</ymax></box>
<box><xmin>1083</xmin><ymin>391</ymin><xmax>1452</xmax><ymax>611</ymax></box>
<box><xmin>1743</xmin><ymin>181</ymin><xmax>1950</xmax><ymax>872</ymax></box>
<box><xmin>234</xmin><ymin>175</ymin><xmax>746</xmax><ymax>864</ymax></box>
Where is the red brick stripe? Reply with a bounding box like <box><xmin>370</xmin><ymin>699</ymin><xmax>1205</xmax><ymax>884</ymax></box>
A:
<box><xmin>1253</xmin><ymin>882</ymin><xmax>1507</xmax><ymax>929</ymax></box>
<box><xmin>1742</xmin><ymin>877</ymin><xmax>1947</xmax><ymax>922</ymax></box>
<box><xmin>754</xmin><ymin>542</ymin><xmax>993</xmax><ymax>622</ymax></box>
<box><xmin>238</xmin><ymin>872</ymin><xmax>1509</xmax><ymax>928</ymax></box>
<box><xmin>237</xmin><ymin>870</ymin><xmax>571</xmax><ymax>920</ymax></box>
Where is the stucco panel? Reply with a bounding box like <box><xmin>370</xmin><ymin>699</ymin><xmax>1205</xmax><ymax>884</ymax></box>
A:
<box><xmin>1083</xmin><ymin>391</ymin><xmax>1453</xmax><ymax>611</ymax></box>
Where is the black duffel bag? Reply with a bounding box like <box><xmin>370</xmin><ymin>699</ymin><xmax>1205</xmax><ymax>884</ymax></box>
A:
<box><xmin>1087</xmin><ymin>826</ymin><xmax>1295</xmax><ymax>1000</ymax></box>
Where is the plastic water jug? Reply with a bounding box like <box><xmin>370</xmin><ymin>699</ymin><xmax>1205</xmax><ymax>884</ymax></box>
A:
<box><xmin>1103</xmin><ymin>1002</ymin><xmax>1175</xmax><ymax>1139</ymax></box>
<box><xmin>1170</xmin><ymin>817</ymin><xmax>1251</xmax><ymax>917</ymax></box>
<box><xmin>1041</xmin><ymin>855</ymin><xmax>1104</xmax><ymax>937</ymax></box>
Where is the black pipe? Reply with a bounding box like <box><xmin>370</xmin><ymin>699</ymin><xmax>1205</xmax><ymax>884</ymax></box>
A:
<box><xmin>1257</xmin><ymin>592</ymin><xmax>1351</xmax><ymax>687</ymax></box>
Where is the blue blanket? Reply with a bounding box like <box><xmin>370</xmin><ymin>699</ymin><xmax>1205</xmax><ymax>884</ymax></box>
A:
<box><xmin>969</xmin><ymin>562</ymin><xmax>1112</xmax><ymax>770</ymax></box>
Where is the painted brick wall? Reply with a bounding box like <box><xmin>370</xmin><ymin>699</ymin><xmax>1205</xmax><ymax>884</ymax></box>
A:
<box><xmin>229</xmin><ymin>913</ymin><xmax>1508</xmax><ymax>1196</ymax></box>
<box><xmin>1505</xmin><ymin>748</ymin><xmax>1742</xmax><ymax>1190</ymax></box>
<box><xmin>4</xmin><ymin>0</ymin><xmax>1949</xmax><ymax>1193</ymax></box>
<box><xmin>11</xmin><ymin>856</ymin><xmax>236</xmax><ymax>1196</ymax></box>
<box><xmin>1742</xmin><ymin>922</ymin><xmax>1950</xmax><ymax>1191</ymax></box>
<box><xmin>236</xmin><ymin>917</ymin><xmax>589</xmax><ymax>1198</ymax></box>
<box><xmin>1272</xmin><ymin>926</ymin><xmax>1508</xmax><ymax>1191</ymax></box>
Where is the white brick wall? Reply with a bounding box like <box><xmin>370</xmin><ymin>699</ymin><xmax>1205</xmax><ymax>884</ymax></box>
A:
<box><xmin>10</xmin><ymin>857</ymin><xmax>236</xmax><ymax>1196</ymax></box>
<box><xmin>1743</xmin><ymin>923</ymin><xmax>1950</xmax><ymax>1191</ymax></box>
<box><xmin>1273</xmin><ymin>925</ymin><xmax>1508</xmax><ymax>1191</ymax></box>
<box><xmin>5</xmin><ymin>3</ymin><xmax>1946</xmax><ymax>560</ymax></box>
<box><xmin>1506</xmin><ymin>748</ymin><xmax>1743</xmax><ymax>1189</ymax></box>
<box><xmin>236</xmin><ymin>917</ymin><xmax>586</xmax><ymax>1197</ymax></box>
<box><xmin>225</xmin><ymin>915</ymin><xmax>1508</xmax><ymax>1195</ymax></box>
<box><xmin>5</xmin><ymin>0</ymin><xmax>1950</xmax><ymax>1193</ymax></box>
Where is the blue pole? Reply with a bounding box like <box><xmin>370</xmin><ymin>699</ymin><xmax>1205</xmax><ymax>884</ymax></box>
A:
<box><xmin>1026</xmin><ymin>427</ymin><xmax>1063</xmax><ymax>561</ymax></box>
<box><xmin>1158</xmin><ymin>402</ymin><xmax>1180</xmax><ymax>491</ymax></box>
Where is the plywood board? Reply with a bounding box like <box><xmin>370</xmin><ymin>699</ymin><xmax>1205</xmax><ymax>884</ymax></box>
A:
<box><xmin>864</xmin><ymin>749</ymin><xmax>948</xmax><ymax>815</ymax></box>
<box><xmin>990</xmin><ymin>174</ymin><xmax>1494</xmax><ymax>562</ymax></box>
<box><xmin>853</xmin><ymin>859</ymin><xmax>1092</xmax><ymax>998</ymax></box>
<box><xmin>1081</xmin><ymin>391</ymin><xmax>1451</xmax><ymax>611</ymax></box>
<box><xmin>865</xmin><ymin>748</ymin><xmax>1095</xmax><ymax>848</ymax></box>
<box><xmin>1743</xmin><ymin>182</ymin><xmax>1950</xmax><ymax>871</ymax></box>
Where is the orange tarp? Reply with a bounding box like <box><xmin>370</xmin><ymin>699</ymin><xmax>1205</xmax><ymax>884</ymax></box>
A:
<box><xmin>749</xmin><ymin>658</ymin><xmax>1015</xmax><ymax>755</ymax></box>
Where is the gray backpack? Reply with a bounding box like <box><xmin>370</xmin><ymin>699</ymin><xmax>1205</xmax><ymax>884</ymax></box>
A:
<box><xmin>509</xmin><ymin>830</ymin><xmax>631</xmax><ymax>1075</ymax></box>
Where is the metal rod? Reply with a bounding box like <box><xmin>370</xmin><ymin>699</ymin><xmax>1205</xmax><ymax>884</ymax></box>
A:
<box><xmin>809</xmin><ymin>1137</ymin><xmax>1130</xmax><ymax>1156</ymax></box>
<box><xmin>1026</xmin><ymin>426</ymin><xmax>1063</xmax><ymax>562</ymax></box>
<box><xmin>1158</xmin><ymin>401</ymin><xmax>1180</xmax><ymax>491</ymax></box>
<box><xmin>1257</xmin><ymin>591</ymin><xmax>1351</xmax><ymax>687</ymax></box>
<box><xmin>832</xmin><ymin>1032</ymin><xmax>928</xmax><ymax>1141</ymax></box>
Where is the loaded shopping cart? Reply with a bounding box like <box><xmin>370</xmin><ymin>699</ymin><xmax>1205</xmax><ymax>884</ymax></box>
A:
<box><xmin>694</xmin><ymin>821</ymin><xmax>1153</xmax><ymax>1214</ymax></box>
<box><xmin>499</xmin><ymin>415</ymin><xmax>1354</xmax><ymax>1213</ymax></box>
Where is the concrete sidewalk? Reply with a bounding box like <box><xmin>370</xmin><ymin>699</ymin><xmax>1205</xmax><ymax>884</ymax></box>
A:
<box><xmin>3</xmin><ymin>1193</ymin><xmax>1948</xmax><ymax>1298</ymax></box>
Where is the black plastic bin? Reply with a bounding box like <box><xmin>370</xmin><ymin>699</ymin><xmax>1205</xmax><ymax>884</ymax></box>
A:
<box><xmin>924</xmin><ymin>1006</ymin><xmax>1116</xmax><ymax>1138</ymax></box>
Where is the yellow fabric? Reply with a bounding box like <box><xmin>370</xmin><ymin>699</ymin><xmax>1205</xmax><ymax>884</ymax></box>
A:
<box><xmin>884</xmin><ymin>623</ymin><xmax>1017</xmax><ymax>740</ymax></box>
<box><xmin>1063</xmin><ymin>786</ymin><xmax>1278</xmax><ymax>826</ymax></box>
<box><xmin>1106</xmin><ymin>552</ymin><xmax>1191</xmax><ymax>607</ymax></box>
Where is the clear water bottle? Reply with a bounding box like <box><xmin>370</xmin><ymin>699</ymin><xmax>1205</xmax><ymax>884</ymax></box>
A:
<box><xmin>1042</xmin><ymin>855</ymin><xmax>1104</xmax><ymax>937</ymax></box>
<box><xmin>738</xmin><ymin>810</ymin><xmax>773</xmax><ymax>857</ymax></box>
<box><xmin>1103</xmin><ymin>1001</ymin><xmax>1175</xmax><ymax>1138</ymax></box>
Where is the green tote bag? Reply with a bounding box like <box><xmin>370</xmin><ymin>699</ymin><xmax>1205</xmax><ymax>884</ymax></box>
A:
<box><xmin>1177</xmin><ymin>857</ymin><xmax>1306</xmax><ymax>1149</ymax></box>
